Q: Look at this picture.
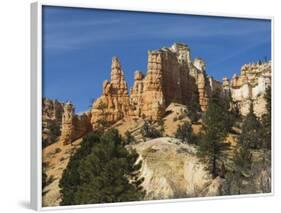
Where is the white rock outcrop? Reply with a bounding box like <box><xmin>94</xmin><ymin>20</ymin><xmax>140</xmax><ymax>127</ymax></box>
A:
<box><xmin>223</xmin><ymin>61</ymin><xmax>271</xmax><ymax>117</ymax></box>
<box><xmin>130</xmin><ymin>137</ymin><xmax>224</xmax><ymax>199</ymax></box>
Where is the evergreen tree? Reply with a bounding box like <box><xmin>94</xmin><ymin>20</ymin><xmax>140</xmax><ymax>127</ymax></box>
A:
<box><xmin>225</xmin><ymin>143</ymin><xmax>252</xmax><ymax>195</ymax></box>
<box><xmin>59</xmin><ymin>132</ymin><xmax>101</xmax><ymax>205</ymax></box>
<box><xmin>198</xmin><ymin>89</ymin><xmax>231</xmax><ymax>178</ymax></box>
<box><xmin>175</xmin><ymin>121</ymin><xmax>193</xmax><ymax>144</ymax></box>
<box><xmin>141</xmin><ymin>121</ymin><xmax>162</xmax><ymax>139</ymax></box>
<box><xmin>124</xmin><ymin>130</ymin><xmax>136</xmax><ymax>145</ymax></box>
<box><xmin>59</xmin><ymin>129</ymin><xmax>144</xmax><ymax>205</ymax></box>
<box><xmin>187</xmin><ymin>90</ymin><xmax>201</xmax><ymax>123</ymax></box>
<box><xmin>261</xmin><ymin>86</ymin><xmax>271</xmax><ymax>149</ymax></box>
<box><xmin>233</xmin><ymin>146</ymin><xmax>252</xmax><ymax>177</ymax></box>
<box><xmin>240</xmin><ymin>103</ymin><xmax>262</xmax><ymax>149</ymax></box>
<box><xmin>158</xmin><ymin>119</ymin><xmax>166</xmax><ymax>134</ymax></box>
<box><xmin>96</xmin><ymin>101</ymin><xmax>111</xmax><ymax>130</ymax></box>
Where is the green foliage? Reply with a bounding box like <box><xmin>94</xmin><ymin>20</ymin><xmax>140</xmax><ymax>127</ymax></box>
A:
<box><xmin>187</xmin><ymin>92</ymin><xmax>201</xmax><ymax>122</ymax></box>
<box><xmin>141</xmin><ymin>121</ymin><xmax>162</xmax><ymax>139</ymax></box>
<box><xmin>42</xmin><ymin>172</ymin><xmax>47</xmax><ymax>189</ymax></box>
<box><xmin>124</xmin><ymin>131</ymin><xmax>136</xmax><ymax>145</ymax></box>
<box><xmin>175</xmin><ymin>121</ymin><xmax>193</xmax><ymax>144</ymax></box>
<box><xmin>224</xmin><ymin>143</ymin><xmax>253</xmax><ymax>195</ymax></box>
<box><xmin>55</xmin><ymin>148</ymin><xmax>62</xmax><ymax>154</ymax></box>
<box><xmin>198</xmin><ymin>89</ymin><xmax>232</xmax><ymax>178</ymax></box>
<box><xmin>95</xmin><ymin>101</ymin><xmax>111</xmax><ymax>130</ymax></box>
<box><xmin>42</xmin><ymin>123</ymin><xmax>61</xmax><ymax>149</ymax></box>
<box><xmin>59</xmin><ymin>132</ymin><xmax>101</xmax><ymax>205</ymax></box>
<box><xmin>49</xmin><ymin>124</ymin><xmax>61</xmax><ymax>138</ymax></box>
<box><xmin>42</xmin><ymin>171</ymin><xmax>55</xmax><ymax>191</ymax></box>
<box><xmin>265</xmin><ymin>86</ymin><xmax>271</xmax><ymax>114</ymax></box>
<box><xmin>59</xmin><ymin>129</ymin><xmax>144</xmax><ymax>205</ymax></box>
<box><xmin>234</xmin><ymin>147</ymin><xmax>252</xmax><ymax>176</ymax></box>
<box><xmin>187</xmin><ymin>110</ymin><xmax>199</xmax><ymax>123</ymax></box>
<box><xmin>42</xmin><ymin>139</ymin><xmax>49</xmax><ymax>149</ymax></box>
<box><xmin>158</xmin><ymin>119</ymin><xmax>165</xmax><ymax>134</ymax></box>
<box><xmin>96</xmin><ymin>118</ymin><xmax>111</xmax><ymax>130</ymax></box>
<box><xmin>239</xmin><ymin>103</ymin><xmax>263</xmax><ymax>149</ymax></box>
<box><xmin>261</xmin><ymin>86</ymin><xmax>271</xmax><ymax>149</ymax></box>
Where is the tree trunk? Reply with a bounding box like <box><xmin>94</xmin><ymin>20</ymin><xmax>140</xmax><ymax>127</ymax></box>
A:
<box><xmin>212</xmin><ymin>155</ymin><xmax>217</xmax><ymax>178</ymax></box>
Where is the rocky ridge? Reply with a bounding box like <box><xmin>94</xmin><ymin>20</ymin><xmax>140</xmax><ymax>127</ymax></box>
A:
<box><xmin>130</xmin><ymin>137</ymin><xmax>223</xmax><ymax>199</ymax></box>
<box><xmin>42</xmin><ymin>98</ymin><xmax>64</xmax><ymax>147</ymax></box>
<box><xmin>223</xmin><ymin>61</ymin><xmax>271</xmax><ymax>117</ymax></box>
<box><xmin>60</xmin><ymin>102</ymin><xmax>92</xmax><ymax>145</ymax></box>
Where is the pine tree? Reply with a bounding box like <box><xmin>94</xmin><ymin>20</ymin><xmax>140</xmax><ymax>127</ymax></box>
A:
<box><xmin>175</xmin><ymin>121</ymin><xmax>193</xmax><ymax>144</ymax></box>
<box><xmin>234</xmin><ymin>146</ymin><xmax>252</xmax><ymax>176</ymax></box>
<box><xmin>158</xmin><ymin>119</ymin><xmax>166</xmax><ymax>134</ymax></box>
<box><xmin>124</xmin><ymin>130</ymin><xmax>136</xmax><ymax>145</ymax></box>
<box><xmin>240</xmin><ymin>103</ymin><xmax>262</xmax><ymax>149</ymax></box>
<box><xmin>187</xmin><ymin>90</ymin><xmax>201</xmax><ymax>123</ymax></box>
<box><xmin>198</xmin><ymin>89</ymin><xmax>231</xmax><ymax>178</ymax></box>
<box><xmin>96</xmin><ymin>101</ymin><xmax>111</xmax><ymax>130</ymax></box>
<box><xmin>59</xmin><ymin>132</ymin><xmax>101</xmax><ymax>205</ymax></box>
<box><xmin>141</xmin><ymin>121</ymin><xmax>162</xmax><ymax>139</ymax></box>
<box><xmin>225</xmin><ymin>142</ymin><xmax>253</xmax><ymax>195</ymax></box>
<box><xmin>261</xmin><ymin>86</ymin><xmax>271</xmax><ymax>149</ymax></box>
<box><xmin>59</xmin><ymin>129</ymin><xmax>144</xmax><ymax>205</ymax></box>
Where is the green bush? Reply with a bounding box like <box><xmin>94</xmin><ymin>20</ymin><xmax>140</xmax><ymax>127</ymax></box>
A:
<box><xmin>187</xmin><ymin>101</ymin><xmax>201</xmax><ymax>123</ymax></box>
<box><xmin>141</xmin><ymin>121</ymin><xmax>162</xmax><ymax>139</ymax></box>
<box><xmin>175</xmin><ymin>121</ymin><xmax>192</xmax><ymax>144</ymax></box>
<box><xmin>124</xmin><ymin>131</ymin><xmax>136</xmax><ymax>145</ymax></box>
<box><xmin>55</xmin><ymin>148</ymin><xmax>62</xmax><ymax>154</ymax></box>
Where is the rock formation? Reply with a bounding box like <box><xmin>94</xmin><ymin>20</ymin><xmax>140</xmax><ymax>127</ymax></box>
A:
<box><xmin>47</xmin><ymin>43</ymin><xmax>272</xmax><ymax>143</ymax></box>
<box><xmin>60</xmin><ymin>102</ymin><xmax>74</xmax><ymax>145</ymax></box>
<box><xmin>223</xmin><ymin>61</ymin><xmax>271</xmax><ymax>117</ymax></box>
<box><xmin>132</xmin><ymin>44</ymin><xmax>199</xmax><ymax>120</ymax></box>
<box><xmin>91</xmin><ymin>43</ymin><xmax>211</xmax><ymax>128</ymax></box>
<box><xmin>130</xmin><ymin>137</ymin><xmax>225</xmax><ymax>199</ymax></box>
<box><xmin>60</xmin><ymin>101</ymin><xmax>92</xmax><ymax>145</ymax></box>
<box><xmin>91</xmin><ymin>57</ymin><xmax>132</xmax><ymax>129</ymax></box>
<box><xmin>42</xmin><ymin>98</ymin><xmax>64</xmax><ymax>147</ymax></box>
<box><xmin>190</xmin><ymin>58</ymin><xmax>210</xmax><ymax>111</ymax></box>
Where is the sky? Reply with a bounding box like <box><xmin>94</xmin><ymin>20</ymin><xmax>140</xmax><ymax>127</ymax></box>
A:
<box><xmin>42</xmin><ymin>6</ymin><xmax>271</xmax><ymax>113</ymax></box>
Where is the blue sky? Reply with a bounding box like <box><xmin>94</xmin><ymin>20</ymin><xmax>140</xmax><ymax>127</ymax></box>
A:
<box><xmin>42</xmin><ymin>6</ymin><xmax>271</xmax><ymax>113</ymax></box>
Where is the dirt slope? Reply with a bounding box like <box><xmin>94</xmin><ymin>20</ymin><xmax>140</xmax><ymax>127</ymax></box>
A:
<box><xmin>42</xmin><ymin>138</ymin><xmax>82</xmax><ymax>207</ymax></box>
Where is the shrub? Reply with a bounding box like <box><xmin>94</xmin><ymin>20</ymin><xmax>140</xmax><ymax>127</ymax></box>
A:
<box><xmin>55</xmin><ymin>148</ymin><xmax>62</xmax><ymax>154</ymax></box>
<box><xmin>175</xmin><ymin>121</ymin><xmax>192</xmax><ymax>144</ymax></box>
<box><xmin>124</xmin><ymin>131</ymin><xmax>136</xmax><ymax>145</ymax></box>
<box><xmin>158</xmin><ymin>119</ymin><xmax>165</xmax><ymax>133</ymax></box>
<box><xmin>141</xmin><ymin>121</ymin><xmax>162</xmax><ymax>139</ymax></box>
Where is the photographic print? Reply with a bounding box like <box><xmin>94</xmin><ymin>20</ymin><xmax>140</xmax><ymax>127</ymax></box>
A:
<box><xmin>40</xmin><ymin>5</ymin><xmax>272</xmax><ymax>208</ymax></box>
